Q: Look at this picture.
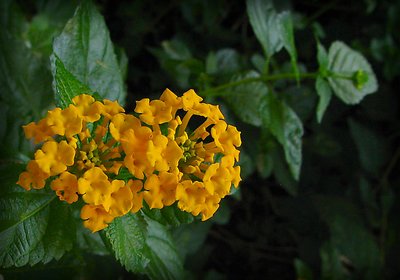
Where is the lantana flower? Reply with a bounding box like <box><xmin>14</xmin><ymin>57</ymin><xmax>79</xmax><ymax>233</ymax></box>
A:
<box><xmin>17</xmin><ymin>89</ymin><xmax>241</xmax><ymax>232</ymax></box>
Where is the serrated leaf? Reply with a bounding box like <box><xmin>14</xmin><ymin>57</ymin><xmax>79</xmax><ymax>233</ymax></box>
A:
<box><xmin>315</xmin><ymin>76</ymin><xmax>332</xmax><ymax>123</ymax></box>
<box><xmin>259</xmin><ymin>93</ymin><xmax>303</xmax><ymax>180</ymax></box>
<box><xmin>141</xmin><ymin>203</ymin><xmax>194</xmax><ymax>227</ymax></box>
<box><xmin>52</xmin><ymin>0</ymin><xmax>126</xmax><ymax>105</ymax></box>
<box><xmin>327</xmin><ymin>41</ymin><xmax>378</xmax><ymax>104</ymax></box>
<box><xmin>223</xmin><ymin>71</ymin><xmax>268</xmax><ymax>127</ymax></box>
<box><xmin>0</xmin><ymin>192</ymin><xmax>75</xmax><ymax>268</ymax></box>
<box><xmin>0</xmin><ymin>163</ymin><xmax>75</xmax><ymax>268</ymax></box>
<box><xmin>246</xmin><ymin>0</ymin><xmax>283</xmax><ymax>58</ymax></box>
<box><xmin>51</xmin><ymin>54</ymin><xmax>93</xmax><ymax>108</ymax></box>
<box><xmin>105</xmin><ymin>212</ymin><xmax>184</xmax><ymax>280</ymax></box>
<box><xmin>278</xmin><ymin>11</ymin><xmax>299</xmax><ymax>81</ymax></box>
<box><xmin>105</xmin><ymin>213</ymin><xmax>149</xmax><ymax>273</ymax></box>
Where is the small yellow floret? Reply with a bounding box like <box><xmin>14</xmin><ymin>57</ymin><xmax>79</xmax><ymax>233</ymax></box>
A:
<box><xmin>80</xmin><ymin>204</ymin><xmax>114</xmax><ymax>232</ymax></box>
<box><xmin>17</xmin><ymin>160</ymin><xmax>49</xmax><ymax>190</ymax></box>
<box><xmin>51</xmin><ymin>171</ymin><xmax>79</xmax><ymax>204</ymax></box>
<box><xmin>35</xmin><ymin>140</ymin><xmax>75</xmax><ymax>176</ymax></box>
<box><xmin>144</xmin><ymin>172</ymin><xmax>178</xmax><ymax>209</ymax></box>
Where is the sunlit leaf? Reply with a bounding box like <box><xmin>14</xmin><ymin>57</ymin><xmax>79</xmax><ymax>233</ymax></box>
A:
<box><xmin>315</xmin><ymin>76</ymin><xmax>332</xmax><ymax>123</ymax></box>
<box><xmin>246</xmin><ymin>0</ymin><xmax>282</xmax><ymax>58</ymax></box>
<box><xmin>223</xmin><ymin>71</ymin><xmax>268</xmax><ymax>127</ymax></box>
<box><xmin>52</xmin><ymin>0</ymin><xmax>126</xmax><ymax>105</ymax></box>
<box><xmin>278</xmin><ymin>11</ymin><xmax>299</xmax><ymax>81</ymax></box>
<box><xmin>259</xmin><ymin>93</ymin><xmax>303</xmax><ymax>180</ymax></box>
<box><xmin>105</xmin><ymin>212</ymin><xmax>184</xmax><ymax>280</ymax></box>
<box><xmin>51</xmin><ymin>55</ymin><xmax>93</xmax><ymax>108</ymax></box>
<box><xmin>0</xmin><ymin>183</ymin><xmax>75</xmax><ymax>267</ymax></box>
<box><xmin>328</xmin><ymin>41</ymin><xmax>378</xmax><ymax>104</ymax></box>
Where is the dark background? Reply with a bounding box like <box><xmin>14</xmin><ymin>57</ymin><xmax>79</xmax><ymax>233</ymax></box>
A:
<box><xmin>4</xmin><ymin>0</ymin><xmax>400</xmax><ymax>279</ymax></box>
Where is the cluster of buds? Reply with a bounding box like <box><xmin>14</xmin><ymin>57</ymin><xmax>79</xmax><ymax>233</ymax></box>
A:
<box><xmin>17</xmin><ymin>89</ymin><xmax>241</xmax><ymax>232</ymax></box>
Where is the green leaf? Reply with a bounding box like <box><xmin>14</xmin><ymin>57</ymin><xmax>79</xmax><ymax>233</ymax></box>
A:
<box><xmin>294</xmin><ymin>258</ymin><xmax>313</xmax><ymax>280</ymax></box>
<box><xmin>271</xmin><ymin>144</ymin><xmax>298</xmax><ymax>195</ymax></box>
<box><xmin>259</xmin><ymin>93</ymin><xmax>303</xmax><ymax>180</ymax></box>
<box><xmin>52</xmin><ymin>0</ymin><xmax>126</xmax><ymax>105</ymax></box>
<box><xmin>223</xmin><ymin>71</ymin><xmax>268</xmax><ymax>127</ymax></box>
<box><xmin>327</xmin><ymin>41</ymin><xmax>378</xmax><ymax>104</ymax></box>
<box><xmin>172</xmin><ymin>221</ymin><xmax>212</xmax><ymax>259</ymax></box>
<box><xmin>143</xmin><ymin>215</ymin><xmax>184</xmax><ymax>280</ymax></box>
<box><xmin>76</xmin><ymin>223</ymin><xmax>109</xmax><ymax>256</ymax></box>
<box><xmin>314</xmin><ymin>196</ymin><xmax>382</xmax><ymax>278</ymax></box>
<box><xmin>206</xmin><ymin>49</ymin><xmax>240</xmax><ymax>76</ymax></box>
<box><xmin>141</xmin><ymin>203</ymin><xmax>194</xmax><ymax>227</ymax></box>
<box><xmin>320</xmin><ymin>241</ymin><xmax>347</xmax><ymax>280</ymax></box>
<box><xmin>105</xmin><ymin>213</ymin><xmax>149</xmax><ymax>273</ymax></box>
<box><xmin>0</xmin><ymin>164</ymin><xmax>75</xmax><ymax>268</ymax></box>
<box><xmin>315</xmin><ymin>76</ymin><xmax>332</xmax><ymax>123</ymax></box>
<box><xmin>151</xmin><ymin>39</ymin><xmax>203</xmax><ymax>89</ymax></box>
<box><xmin>51</xmin><ymin>54</ymin><xmax>93</xmax><ymax>108</ymax></box>
<box><xmin>317</xmin><ymin>41</ymin><xmax>329</xmax><ymax>74</ymax></box>
<box><xmin>0</xmin><ymin>16</ymin><xmax>52</xmax><ymax>119</ymax></box>
<box><xmin>348</xmin><ymin>118</ymin><xmax>388</xmax><ymax>175</ymax></box>
<box><xmin>278</xmin><ymin>11</ymin><xmax>299</xmax><ymax>81</ymax></box>
<box><xmin>161</xmin><ymin>40</ymin><xmax>192</xmax><ymax>61</ymax></box>
<box><xmin>105</xmin><ymin>212</ymin><xmax>184</xmax><ymax>280</ymax></box>
<box><xmin>0</xmin><ymin>191</ymin><xmax>75</xmax><ymax>268</ymax></box>
<box><xmin>26</xmin><ymin>14</ymin><xmax>61</xmax><ymax>57</ymax></box>
<box><xmin>246</xmin><ymin>0</ymin><xmax>282</xmax><ymax>58</ymax></box>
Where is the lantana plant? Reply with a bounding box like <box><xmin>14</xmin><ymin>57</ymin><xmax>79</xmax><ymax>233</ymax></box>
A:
<box><xmin>18</xmin><ymin>89</ymin><xmax>241</xmax><ymax>232</ymax></box>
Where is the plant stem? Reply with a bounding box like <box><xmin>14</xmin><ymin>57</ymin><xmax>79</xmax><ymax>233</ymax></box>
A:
<box><xmin>200</xmin><ymin>72</ymin><xmax>318</xmax><ymax>97</ymax></box>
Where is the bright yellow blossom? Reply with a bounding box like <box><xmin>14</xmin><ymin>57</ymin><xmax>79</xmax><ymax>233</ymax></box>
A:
<box><xmin>17</xmin><ymin>89</ymin><xmax>241</xmax><ymax>231</ymax></box>
<box><xmin>51</xmin><ymin>171</ymin><xmax>79</xmax><ymax>204</ymax></box>
<box><xmin>17</xmin><ymin>160</ymin><xmax>49</xmax><ymax>190</ymax></box>
<box><xmin>80</xmin><ymin>204</ymin><xmax>114</xmax><ymax>232</ymax></box>
<box><xmin>34</xmin><ymin>140</ymin><xmax>75</xmax><ymax>176</ymax></box>
<box><xmin>78</xmin><ymin>167</ymin><xmax>113</xmax><ymax>207</ymax></box>
<box><xmin>144</xmin><ymin>172</ymin><xmax>178</xmax><ymax>209</ymax></box>
<box><xmin>71</xmin><ymin>94</ymin><xmax>102</xmax><ymax>122</ymax></box>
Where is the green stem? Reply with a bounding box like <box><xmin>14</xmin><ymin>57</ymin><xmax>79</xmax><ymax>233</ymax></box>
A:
<box><xmin>200</xmin><ymin>72</ymin><xmax>318</xmax><ymax>97</ymax></box>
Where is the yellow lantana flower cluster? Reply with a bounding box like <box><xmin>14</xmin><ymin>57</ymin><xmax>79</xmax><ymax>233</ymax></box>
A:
<box><xmin>17</xmin><ymin>89</ymin><xmax>241</xmax><ymax>232</ymax></box>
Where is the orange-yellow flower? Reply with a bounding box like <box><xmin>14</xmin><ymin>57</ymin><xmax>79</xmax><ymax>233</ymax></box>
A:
<box><xmin>17</xmin><ymin>160</ymin><xmax>49</xmax><ymax>190</ymax></box>
<box><xmin>72</xmin><ymin>94</ymin><xmax>102</xmax><ymax>122</ymax></box>
<box><xmin>135</xmin><ymin>98</ymin><xmax>172</xmax><ymax>125</ymax></box>
<box><xmin>120</xmin><ymin>126</ymin><xmax>154</xmax><ymax>179</ymax></box>
<box><xmin>34</xmin><ymin>140</ymin><xmax>75</xmax><ymax>176</ymax></box>
<box><xmin>51</xmin><ymin>171</ymin><xmax>79</xmax><ymax>204</ymax></box>
<box><xmin>144</xmin><ymin>172</ymin><xmax>178</xmax><ymax>209</ymax></box>
<box><xmin>103</xmin><ymin>179</ymin><xmax>133</xmax><ymax>216</ymax></box>
<box><xmin>77</xmin><ymin>167</ymin><xmax>112</xmax><ymax>207</ymax></box>
<box><xmin>80</xmin><ymin>204</ymin><xmax>114</xmax><ymax>232</ymax></box>
<box><xmin>211</xmin><ymin>120</ymin><xmax>241</xmax><ymax>161</ymax></box>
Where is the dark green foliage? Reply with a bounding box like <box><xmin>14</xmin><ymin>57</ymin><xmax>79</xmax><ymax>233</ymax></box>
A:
<box><xmin>1</xmin><ymin>0</ymin><xmax>399</xmax><ymax>279</ymax></box>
